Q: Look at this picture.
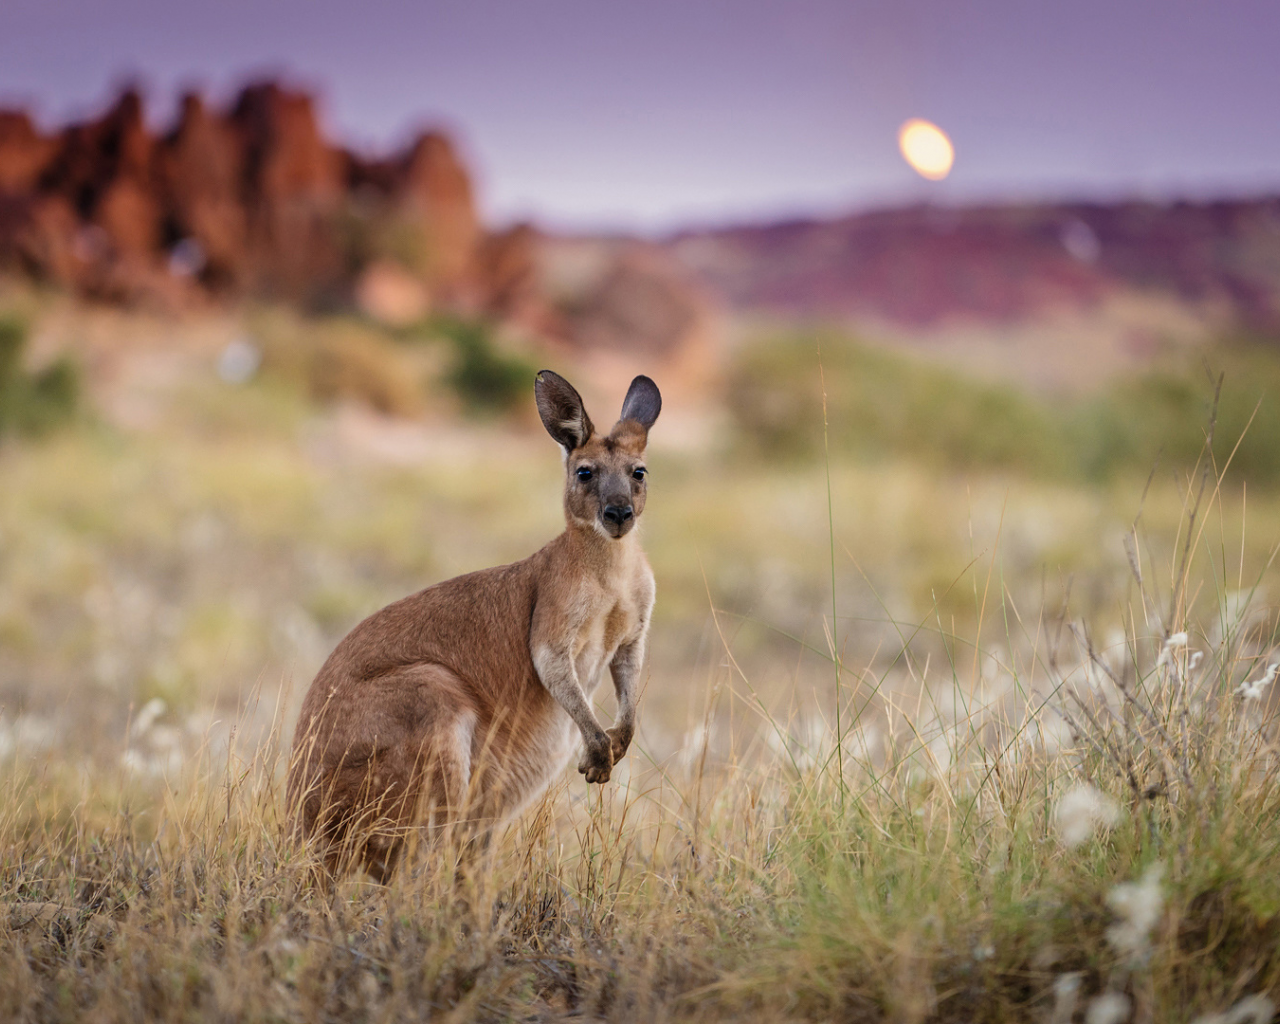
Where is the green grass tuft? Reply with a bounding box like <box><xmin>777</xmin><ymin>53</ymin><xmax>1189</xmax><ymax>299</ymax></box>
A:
<box><xmin>0</xmin><ymin>316</ymin><xmax>79</xmax><ymax>437</ymax></box>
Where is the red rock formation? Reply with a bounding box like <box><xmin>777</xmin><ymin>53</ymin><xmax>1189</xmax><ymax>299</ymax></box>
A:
<box><xmin>159</xmin><ymin>92</ymin><xmax>248</xmax><ymax>288</ymax></box>
<box><xmin>228</xmin><ymin>81</ymin><xmax>346</xmax><ymax>299</ymax></box>
<box><xmin>0</xmin><ymin>82</ymin><xmax>513</xmax><ymax>316</ymax></box>
<box><xmin>396</xmin><ymin>131</ymin><xmax>481</xmax><ymax>284</ymax></box>
<box><xmin>0</xmin><ymin>112</ymin><xmax>57</xmax><ymax>193</ymax></box>
<box><xmin>476</xmin><ymin>223</ymin><xmax>545</xmax><ymax>324</ymax></box>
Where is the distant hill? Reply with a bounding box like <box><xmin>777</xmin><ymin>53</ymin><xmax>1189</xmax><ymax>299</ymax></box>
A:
<box><xmin>665</xmin><ymin>199</ymin><xmax>1280</xmax><ymax>333</ymax></box>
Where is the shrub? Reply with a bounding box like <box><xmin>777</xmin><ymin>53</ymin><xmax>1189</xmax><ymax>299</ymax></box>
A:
<box><xmin>437</xmin><ymin>317</ymin><xmax>537</xmax><ymax>415</ymax></box>
<box><xmin>727</xmin><ymin>330</ymin><xmax>1067</xmax><ymax>473</ymax></box>
<box><xmin>0</xmin><ymin>316</ymin><xmax>78</xmax><ymax>437</ymax></box>
<box><xmin>728</xmin><ymin>328</ymin><xmax>1280</xmax><ymax>484</ymax></box>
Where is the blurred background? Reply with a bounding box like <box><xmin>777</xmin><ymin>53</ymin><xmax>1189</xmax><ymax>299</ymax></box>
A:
<box><xmin>1</xmin><ymin>0</ymin><xmax>1279</xmax><ymax>772</ymax></box>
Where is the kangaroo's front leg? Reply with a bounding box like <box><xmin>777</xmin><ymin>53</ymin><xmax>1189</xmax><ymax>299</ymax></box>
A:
<box><xmin>532</xmin><ymin>643</ymin><xmax>613</xmax><ymax>783</ymax></box>
<box><xmin>606</xmin><ymin>636</ymin><xmax>644</xmax><ymax>765</ymax></box>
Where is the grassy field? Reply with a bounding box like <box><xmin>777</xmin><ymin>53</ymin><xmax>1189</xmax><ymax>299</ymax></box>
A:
<box><xmin>1</xmin><ymin>303</ymin><xmax>1279</xmax><ymax>1021</ymax></box>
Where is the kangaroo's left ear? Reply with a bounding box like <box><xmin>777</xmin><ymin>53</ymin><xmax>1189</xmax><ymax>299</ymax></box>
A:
<box><xmin>536</xmin><ymin>369</ymin><xmax>595</xmax><ymax>452</ymax></box>
<box><xmin>619</xmin><ymin>375</ymin><xmax>661</xmax><ymax>430</ymax></box>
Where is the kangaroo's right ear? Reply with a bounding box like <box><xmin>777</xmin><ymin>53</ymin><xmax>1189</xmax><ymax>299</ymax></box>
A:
<box><xmin>535</xmin><ymin>370</ymin><xmax>595</xmax><ymax>452</ymax></box>
<box><xmin>620</xmin><ymin>375</ymin><xmax>662</xmax><ymax>430</ymax></box>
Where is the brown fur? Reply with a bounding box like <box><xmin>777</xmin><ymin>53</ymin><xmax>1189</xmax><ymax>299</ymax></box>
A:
<box><xmin>286</xmin><ymin>371</ymin><xmax>660</xmax><ymax>881</ymax></box>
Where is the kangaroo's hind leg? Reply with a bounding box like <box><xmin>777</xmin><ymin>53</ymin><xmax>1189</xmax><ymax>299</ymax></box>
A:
<box><xmin>346</xmin><ymin>664</ymin><xmax>478</xmax><ymax>884</ymax></box>
<box><xmin>292</xmin><ymin>662</ymin><xmax>479</xmax><ymax>884</ymax></box>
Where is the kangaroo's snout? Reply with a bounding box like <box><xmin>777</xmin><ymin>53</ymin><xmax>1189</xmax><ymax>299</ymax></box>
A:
<box><xmin>602</xmin><ymin>503</ymin><xmax>634</xmax><ymax>536</ymax></box>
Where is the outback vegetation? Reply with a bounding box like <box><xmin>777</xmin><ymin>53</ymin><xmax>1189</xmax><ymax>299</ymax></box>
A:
<box><xmin>0</xmin><ymin>317</ymin><xmax>78</xmax><ymax>438</ymax></box>
<box><xmin>1</xmin><ymin>303</ymin><xmax>1279</xmax><ymax>1022</ymax></box>
<box><xmin>730</xmin><ymin>330</ymin><xmax>1280</xmax><ymax>483</ymax></box>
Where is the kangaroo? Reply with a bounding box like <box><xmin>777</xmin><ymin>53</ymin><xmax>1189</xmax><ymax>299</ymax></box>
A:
<box><xmin>286</xmin><ymin>370</ymin><xmax>661</xmax><ymax>881</ymax></box>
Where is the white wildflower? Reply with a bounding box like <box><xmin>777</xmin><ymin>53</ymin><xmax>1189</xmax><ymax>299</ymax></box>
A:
<box><xmin>1086</xmin><ymin>992</ymin><xmax>1131</xmax><ymax>1024</ymax></box>
<box><xmin>1157</xmin><ymin>632</ymin><xmax>1189</xmax><ymax>668</ymax></box>
<box><xmin>1105</xmin><ymin>862</ymin><xmax>1164</xmax><ymax>962</ymax></box>
<box><xmin>1191</xmin><ymin>994</ymin><xmax>1275</xmax><ymax>1024</ymax></box>
<box><xmin>1054</xmin><ymin>783</ymin><xmax>1122</xmax><ymax>848</ymax></box>
<box><xmin>131</xmin><ymin>697</ymin><xmax>166</xmax><ymax>739</ymax></box>
<box><xmin>1049</xmin><ymin>973</ymin><xmax>1082</xmax><ymax>1024</ymax></box>
<box><xmin>1235</xmin><ymin>664</ymin><xmax>1278</xmax><ymax>702</ymax></box>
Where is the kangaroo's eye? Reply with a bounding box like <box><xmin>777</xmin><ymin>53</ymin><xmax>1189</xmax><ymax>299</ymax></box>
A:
<box><xmin>576</xmin><ymin>467</ymin><xmax>593</xmax><ymax>481</ymax></box>
<box><xmin>632</xmin><ymin>467</ymin><xmax>647</xmax><ymax>481</ymax></box>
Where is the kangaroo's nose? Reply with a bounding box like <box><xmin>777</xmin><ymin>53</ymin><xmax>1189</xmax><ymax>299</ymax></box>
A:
<box><xmin>603</xmin><ymin>504</ymin><xmax>634</xmax><ymax>526</ymax></box>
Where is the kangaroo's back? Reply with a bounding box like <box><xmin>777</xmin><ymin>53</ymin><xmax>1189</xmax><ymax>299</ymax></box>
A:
<box><xmin>301</xmin><ymin>557</ymin><xmax>540</xmax><ymax>715</ymax></box>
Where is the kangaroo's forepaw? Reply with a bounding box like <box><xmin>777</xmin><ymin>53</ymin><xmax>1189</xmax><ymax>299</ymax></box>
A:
<box><xmin>606</xmin><ymin>724</ymin><xmax>633</xmax><ymax>765</ymax></box>
<box><xmin>578</xmin><ymin>736</ymin><xmax>613</xmax><ymax>784</ymax></box>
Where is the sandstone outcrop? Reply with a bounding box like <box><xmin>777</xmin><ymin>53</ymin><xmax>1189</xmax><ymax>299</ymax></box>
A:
<box><xmin>0</xmin><ymin>82</ymin><xmax>524</xmax><ymax>319</ymax></box>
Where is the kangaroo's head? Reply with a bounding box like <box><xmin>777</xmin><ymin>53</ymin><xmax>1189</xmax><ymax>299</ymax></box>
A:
<box><xmin>535</xmin><ymin>370</ymin><xmax>662</xmax><ymax>540</ymax></box>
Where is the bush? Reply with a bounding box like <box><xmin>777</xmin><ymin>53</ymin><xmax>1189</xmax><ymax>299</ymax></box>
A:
<box><xmin>729</xmin><ymin>329</ymin><xmax>1280</xmax><ymax>484</ymax></box>
<box><xmin>727</xmin><ymin>331</ymin><xmax>1067</xmax><ymax>473</ymax></box>
<box><xmin>436</xmin><ymin>318</ymin><xmax>537</xmax><ymax>415</ymax></box>
<box><xmin>0</xmin><ymin>316</ymin><xmax>78</xmax><ymax>437</ymax></box>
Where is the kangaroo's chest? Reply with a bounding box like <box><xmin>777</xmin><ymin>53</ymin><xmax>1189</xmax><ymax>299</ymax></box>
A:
<box><xmin>572</xmin><ymin>596</ymin><xmax>641</xmax><ymax>696</ymax></box>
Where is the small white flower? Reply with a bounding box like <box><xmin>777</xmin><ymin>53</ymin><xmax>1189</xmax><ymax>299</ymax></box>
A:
<box><xmin>1157</xmin><ymin>632</ymin><xmax>1189</xmax><ymax>668</ymax></box>
<box><xmin>1236</xmin><ymin>664</ymin><xmax>1278</xmax><ymax>702</ymax></box>
<box><xmin>1191</xmin><ymin>994</ymin><xmax>1275</xmax><ymax>1024</ymax></box>
<box><xmin>131</xmin><ymin>697</ymin><xmax>166</xmax><ymax>739</ymax></box>
<box><xmin>1086</xmin><ymin>992</ymin><xmax>1131</xmax><ymax>1024</ymax></box>
<box><xmin>1050</xmin><ymin>974</ymin><xmax>1082</xmax><ymax>1024</ymax></box>
<box><xmin>1055</xmin><ymin>783</ymin><xmax>1122</xmax><ymax>848</ymax></box>
<box><xmin>1105</xmin><ymin>862</ymin><xmax>1164</xmax><ymax>961</ymax></box>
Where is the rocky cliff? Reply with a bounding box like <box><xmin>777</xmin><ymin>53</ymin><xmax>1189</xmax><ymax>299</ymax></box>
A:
<box><xmin>0</xmin><ymin>82</ymin><xmax>529</xmax><ymax>320</ymax></box>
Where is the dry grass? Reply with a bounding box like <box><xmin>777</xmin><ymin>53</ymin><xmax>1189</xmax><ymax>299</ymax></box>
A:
<box><xmin>3</xmin><ymin>560</ymin><xmax>1279</xmax><ymax>1022</ymax></box>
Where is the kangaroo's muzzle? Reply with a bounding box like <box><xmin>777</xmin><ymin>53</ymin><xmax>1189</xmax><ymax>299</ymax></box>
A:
<box><xmin>602</xmin><ymin>504</ymin><xmax>634</xmax><ymax>536</ymax></box>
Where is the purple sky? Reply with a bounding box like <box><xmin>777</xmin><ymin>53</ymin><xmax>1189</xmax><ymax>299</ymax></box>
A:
<box><xmin>3</xmin><ymin>0</ymin><xmax>1279</xmax><ymax>232</ymax></box>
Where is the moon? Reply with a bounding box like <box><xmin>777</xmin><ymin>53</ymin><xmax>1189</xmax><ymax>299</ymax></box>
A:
<box><xmin>898</xmin><ymin>119</ymin><xmax>954</xmax><ymax>181</ymax></box>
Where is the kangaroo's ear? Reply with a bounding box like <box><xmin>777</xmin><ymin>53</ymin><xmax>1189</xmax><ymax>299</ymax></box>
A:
<box><xmin>619</xmin><ymin>375</ymin><xmax>661</xmax><ymax>430</ymax></box>
<box><xmin>535</xmin><ymin>370</ymin><xmax>594</xmax><ymax>452</ymax></box>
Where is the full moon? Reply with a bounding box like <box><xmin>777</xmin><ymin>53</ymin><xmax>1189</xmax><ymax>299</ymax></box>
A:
<box><xmin>898</xmin><ymin>119</ymin><xmax>954</xmax><ymax>180</ymax></box>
